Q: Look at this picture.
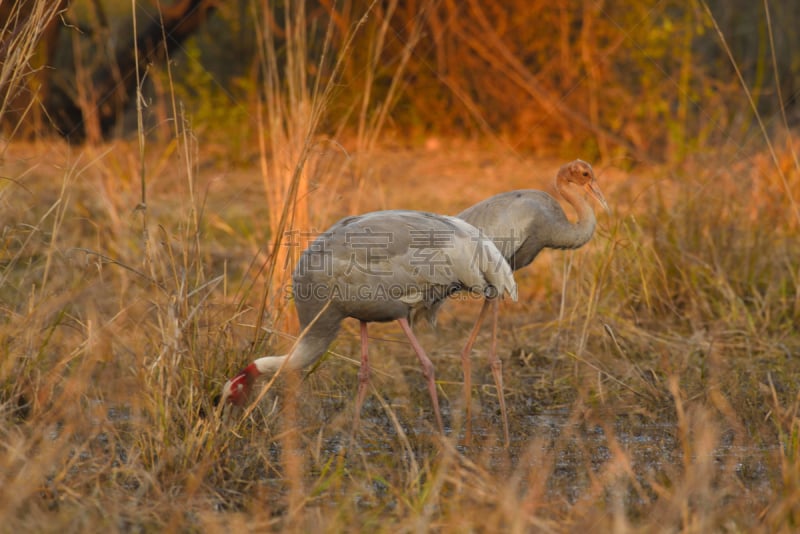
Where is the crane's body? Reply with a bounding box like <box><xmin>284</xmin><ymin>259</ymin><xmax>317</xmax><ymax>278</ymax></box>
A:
<box><xmin>294</xmin><ymin>210</ymin><xmax>516</xmax><ymax>333</ymax></box>
<box><xmin>220</xmin><ymin>210</ymin><xmax>517</xmax><ymax>434</ymax></box>
<box><xmin>458</xmin><ymin>190</ymin><xmax>595</xmax><ymax>269</ymax></box>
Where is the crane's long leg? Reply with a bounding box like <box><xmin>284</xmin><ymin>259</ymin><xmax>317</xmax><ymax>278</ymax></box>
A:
<box><xmin>397</xmin><ymin>317</ymin><xmax>444</xmax><ymax>434</ymax></box>
<box><xmin>458</xmin><ymin>299</ymin><xmax>493</xmax><ymax>444</ymax></box>
<box><xmin>487</xmin><ymin>298</ymin><xmax>510</xmax><ymax>448</ymax></box>
<box><xmin>353</xmin><ymin>320</ymin><xmax>371</xmax><ymax>432</ymax></box>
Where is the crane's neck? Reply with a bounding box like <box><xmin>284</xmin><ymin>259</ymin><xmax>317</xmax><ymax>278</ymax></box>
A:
<box><xmin>553</xmin><ymin>181</ymin><xmax>597</xmax><ymax>249</ymax></box>
<box><xmin>251</xmin><ymin>315</ymin><xmax>342</xmax><ymax>376</ymax></box>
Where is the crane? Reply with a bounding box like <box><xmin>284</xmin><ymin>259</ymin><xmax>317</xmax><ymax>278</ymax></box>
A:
<box><xmin>454</xmin><ymin>159</ymin><xmax>609</xmax><ymax>444</ymax></box>
<box><xmin>219</xmin><ymin>210</ymin><xmax>517</xmax><ymax>435</ymax></box>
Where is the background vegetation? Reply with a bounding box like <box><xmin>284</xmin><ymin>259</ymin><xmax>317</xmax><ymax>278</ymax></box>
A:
<box><xmin>1</xmin><ymin>0</ymin><xmax>799</xmax><ymax>531</ymax></box>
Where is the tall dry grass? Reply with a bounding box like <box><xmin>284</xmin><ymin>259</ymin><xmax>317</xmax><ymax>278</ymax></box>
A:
<box><xmin>1</xmin><ymin>1</ymin><xmax>800</xmax><ymax>532</ymax></box>
<box><xmin>0</xmin><ymin>0</ymin><xmax>68</xmax><ymax>148</ymax></box>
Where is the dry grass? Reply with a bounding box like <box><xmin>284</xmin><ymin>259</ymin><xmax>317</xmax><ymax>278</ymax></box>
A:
<box><xmin>2</xmin><ymin>1</ymin><xmax>800</xmax><ymax>532</ymax></box>
<box><xmin>1</xmin><ymin>136</ymin><xmax>799</xmax><ymax>531</ymax></box>
<box><xmin>0</xmin><ymin>0</ymin><xmax>68</xmax><ymax>144</ymax></box>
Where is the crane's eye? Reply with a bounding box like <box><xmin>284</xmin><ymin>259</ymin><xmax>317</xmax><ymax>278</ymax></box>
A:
<box><xmin>582</xmin><ymin>171</ymin><xmax>589</xmax><ymax>177</ymax></box>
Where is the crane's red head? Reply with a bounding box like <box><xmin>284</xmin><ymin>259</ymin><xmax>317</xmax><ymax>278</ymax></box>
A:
<box><xmin>558</xmin><ymin>159</ymin><xmax>610</xmax><ymax>212</ymax></box>
<box><xmin>219</xmin><ymin>363</ymin><xmax>260</xmax><ymax>407</ymax></box>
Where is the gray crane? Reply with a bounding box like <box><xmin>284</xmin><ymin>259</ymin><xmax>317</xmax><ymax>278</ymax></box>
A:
<box><xmin>220</xmin><ymin>210</ymin><xmax>517</xmax><ymax>434</ymax></box>
<box><xmin>453</xmin><ymin>159</ymin><xmax>609</xmax><ymax>445</ymax></box>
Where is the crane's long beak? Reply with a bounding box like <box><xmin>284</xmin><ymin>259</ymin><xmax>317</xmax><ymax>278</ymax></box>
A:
<box><xmin>215</xmin><ymin>381</ymin><xmax>232</xmax><ymax>420</ymax></box>
<box><xmin>586</xmin><ymin>180</ymin><xmax>610</xmax><ymax>213</ymax></box>
<box><xmin>218</xmin><ymin>381</ymin><xmax>232</xmax><ymax>406</ymax></box>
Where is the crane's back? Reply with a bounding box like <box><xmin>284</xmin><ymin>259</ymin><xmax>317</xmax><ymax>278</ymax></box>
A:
<box><xmin>293</xmin><ymin>210</ymin><xmax>516</xmax><ymax>326</ymax></box>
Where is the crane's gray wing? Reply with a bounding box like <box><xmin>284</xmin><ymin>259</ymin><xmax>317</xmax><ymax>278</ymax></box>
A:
<box><xmin>300</xmin><ymin>210</ymin><xmax>516</xmax><ymax>325</ymax></box>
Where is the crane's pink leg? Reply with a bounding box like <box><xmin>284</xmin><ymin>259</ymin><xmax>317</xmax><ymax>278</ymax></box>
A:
<box><xmin>488</xmin><ymin>298</ymin><xmax>510</xmax><ymax>448</ymax></box>
<box><xmin>458</xmin><ymin>299</ymin><xmax>492</xmax><ymax>444</ymax></box>
<box><xmin>353</xmin><ymin>320</ymin><xmax>370</xmax><ymax>432</ymax></box>
<box><xmin>397</xmin><ymin>317</ymin><xmax>444</xmax><ymax>434</ymax></box>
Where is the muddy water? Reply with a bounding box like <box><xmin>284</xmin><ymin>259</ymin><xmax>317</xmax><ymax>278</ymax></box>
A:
<box><xmin>344</xmin><ymin>407</ymin><xmax>779</xmax><ymax>504</ymax></box>
<box><xmin>495</xmin><ymin>410</ymin><xmax>776</xmax><ymax>504</ymax></box>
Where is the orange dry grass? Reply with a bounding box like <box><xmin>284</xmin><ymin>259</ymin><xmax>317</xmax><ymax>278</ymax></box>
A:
<box><xmin>1</xmin><ymin>136</ymin><xmax>799</xmax><ymax>531</ymax></box>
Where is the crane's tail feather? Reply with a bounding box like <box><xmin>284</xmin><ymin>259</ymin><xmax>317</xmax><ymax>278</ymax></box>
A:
<box><xmin>477</xmin><ymin>235</ymin><xmax>518</xmax><ymax>302</ymax></box>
